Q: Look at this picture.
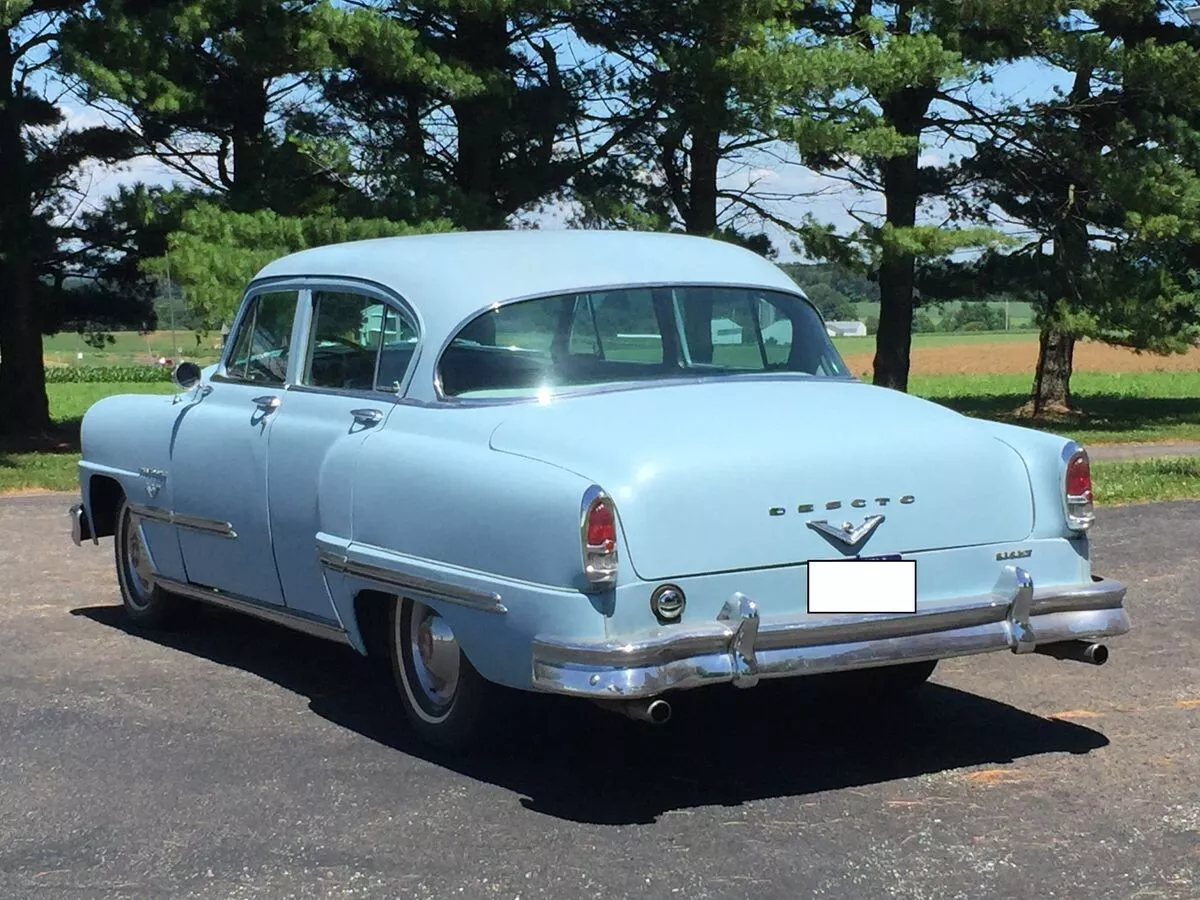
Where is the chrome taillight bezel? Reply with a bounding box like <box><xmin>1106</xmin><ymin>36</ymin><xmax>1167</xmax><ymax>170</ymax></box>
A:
<box><xmin>580</xmin><ymin>485</ymin><xmax>619</xmax><ymax>590</ymax></box>
<box><xmin>1062</xmin><ymin>442</ymin><xmax>1095</xmax><ymax>532</ymax></box>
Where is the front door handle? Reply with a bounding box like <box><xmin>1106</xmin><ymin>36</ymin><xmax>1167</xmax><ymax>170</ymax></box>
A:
<box><xmin>350</xmin><ymin>408</ymin><xmax>383</xmax><ymax>425</ymax></box>
<box><xmin>252</xmin><ymin>395</ymin><xmax>281</xmax><ymax>411</ymax></box>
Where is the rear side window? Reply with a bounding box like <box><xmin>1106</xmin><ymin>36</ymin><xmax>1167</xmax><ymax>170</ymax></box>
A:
<box><xmin>436</xmin><ymin>285</ymin><xmax>849</xmax><ymax>398</ymax></box>
<box><xmin>224</xmin><ymin>290</ymin><xmax>298</xmax><ymax>384</ymax></box>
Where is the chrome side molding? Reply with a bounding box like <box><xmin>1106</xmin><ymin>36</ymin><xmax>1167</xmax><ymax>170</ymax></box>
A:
<box><xmin>128</xmin><ymin>504</ymin><xmax>237</xmax><ymax>539</ymax></box>
<box><xmin>154</xmin><ymin>576</ymin><xmax>352</xmax><ymax>647</ymax></box>
<box><xmin>317</xmin><ymin>546</ymin><xmax>507</xmax><ymax>615</ymax></box>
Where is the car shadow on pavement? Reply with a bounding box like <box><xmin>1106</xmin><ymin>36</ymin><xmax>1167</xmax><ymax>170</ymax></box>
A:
<box><xmin>72</xmin><ymin>601</ymin><xmax>1110</xmax><ymax>826</ymax></box>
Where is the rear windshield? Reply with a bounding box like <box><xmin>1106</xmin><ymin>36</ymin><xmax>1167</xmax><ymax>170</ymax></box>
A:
<box><xmin>437</xmin><ymin>285</ymin><xmax>851</xmax><ymax>399</ymax></box>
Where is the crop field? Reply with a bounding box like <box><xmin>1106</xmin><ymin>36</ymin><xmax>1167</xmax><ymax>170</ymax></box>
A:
<box><xmin>833</xmin><ymin>333</ymin><xmax>1200</xmax><ymax>377</ymax></box>
<box><xmin>43</xmin><ymin>330</ymin><xmax>224</xmax><ymax>368</ymax></box>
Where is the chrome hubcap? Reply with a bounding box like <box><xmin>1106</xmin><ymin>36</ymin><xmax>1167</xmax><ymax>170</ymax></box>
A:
<box><xmin>124</xmin><ymin>512</ymin><xmax>155</xmax><ymax>606</ymax></box>
<box><xmin>407</xmin><ymin>602</ymin><xmax>460</xmax><ymax>714</ymax></box>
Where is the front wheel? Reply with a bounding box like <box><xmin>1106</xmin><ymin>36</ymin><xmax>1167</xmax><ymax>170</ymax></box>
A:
<box><xmin>387</xmin><ymin>596</ymin><xmax>501</xmax><ymax>753</ymax></box>
<box><xmin>114</xmin><ymin>497</ymin><xmax>191</xmax><ymax>629</ymax></box>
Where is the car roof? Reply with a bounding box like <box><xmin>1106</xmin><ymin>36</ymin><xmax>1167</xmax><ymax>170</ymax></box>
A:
<box><xmin>251</xmin><ymin>229</ymin><xmax>805</xmax><ymax>339</ymax></box>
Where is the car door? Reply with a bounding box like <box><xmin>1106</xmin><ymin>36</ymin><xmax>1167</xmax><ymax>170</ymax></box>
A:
<box><xmin>265</xmin><ymin>284</ymin><xmax>420</xmax><ymax>621</ymax></box>
<box><xmin>169</xmin><ymin>287</ymin><xmax>303</xmax><ymax>606</ymax></box>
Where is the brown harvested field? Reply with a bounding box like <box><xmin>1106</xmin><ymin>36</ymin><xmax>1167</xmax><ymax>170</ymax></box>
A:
<box><xmin>841</xmin><ymin>338</ymin><xmax>1200</xmax><ymax>377</ymax></box>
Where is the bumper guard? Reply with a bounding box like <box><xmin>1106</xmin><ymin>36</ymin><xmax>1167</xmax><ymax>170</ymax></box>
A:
<box><xmin>530</xmin><ymin>566</ymin><xmax>1129</xmax><ymax>699</ymax></box>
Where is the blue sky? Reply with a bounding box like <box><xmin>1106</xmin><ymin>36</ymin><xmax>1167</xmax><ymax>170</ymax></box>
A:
<box><xmin>61</xmin><ymin>47</ymin><xmax>1074</xmax><ymax>264</ymax></box>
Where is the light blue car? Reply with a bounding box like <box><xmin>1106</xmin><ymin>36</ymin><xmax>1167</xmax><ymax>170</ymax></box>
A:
<box><xmin>68</xmin><ymin>230</ymin><xmax>1129</xmax><ymax>752</ymax></box>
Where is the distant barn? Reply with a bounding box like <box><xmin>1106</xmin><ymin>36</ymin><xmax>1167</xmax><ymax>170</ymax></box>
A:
<box><xmin>825</xmin><ymin>320</ymin><xmax>867</xmax><ymax>337</ymax></box>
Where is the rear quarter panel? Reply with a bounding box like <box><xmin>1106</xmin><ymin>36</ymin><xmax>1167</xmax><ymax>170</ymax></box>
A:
<box><xmin>333</xmin><ymin>407</ymin><xmax>628</xmax><ymax>687</ymax></box>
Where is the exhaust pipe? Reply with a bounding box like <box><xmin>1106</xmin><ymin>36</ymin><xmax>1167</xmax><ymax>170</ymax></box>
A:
<box><xmin>594</xmin><ymin>698</ymin><xmax>673</xmax><ymax>725</ymax></box>
<box><xmin>1033</xmin><ymin>640</ymin><xmax>1109</xmax><ymax>666</ymax></box>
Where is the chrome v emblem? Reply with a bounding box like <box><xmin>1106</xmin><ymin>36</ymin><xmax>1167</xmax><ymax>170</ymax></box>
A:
<box><xmin>807</xmin><ymin>514</ymin><xmax>886</xmax><ymax>548</ymax></box>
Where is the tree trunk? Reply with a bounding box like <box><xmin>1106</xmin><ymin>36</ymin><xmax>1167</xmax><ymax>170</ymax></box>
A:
<box><xmin>870</xmin><ymin>0</ymin><xmax>932</xmax><ymax>393</ymax></box>
<box><xmin>1027</xmin><ymin>60</ymin><xmax>1094</xmax><ymax>418</ymax></box>
<box><xmin>228</xmin><ymin>77</ymin><xmax>271</xmax><ymax>212</ymax></box>
<box><xmin>684</xmin><ymin>112</ymin><xmax>721</xmax><ymax>236</ymax></box>
<box><xmin>449</xmin><ymin>10</ymin><xmax>510</xmax><ymax>228</ymax></box>
<box><xmin>871</xmin><ymin>108</ymin><xmax>922</xmax><ymax>391</ymax></box>
<box><xmin>1031</xmin><ymin>327</ymin><xmax>1074</xmax><ymax>415</ymax></box>
<box><xmin>0</xmin><ymin>29</ymin><xmax>51</xmax><ymax>438</ymax></box>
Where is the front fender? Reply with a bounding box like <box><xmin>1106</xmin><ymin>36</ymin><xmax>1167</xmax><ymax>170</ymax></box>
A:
<box><xmin>78</xmin><ymin>390</ymin><xmax>191</xmax><ymax>581</ymax></box>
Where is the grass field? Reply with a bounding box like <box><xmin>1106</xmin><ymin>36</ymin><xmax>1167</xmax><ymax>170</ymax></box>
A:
<box><xmin>3</xmin><ymin>370</ymin><xmax>1200</xmax><ymax>503</ymax></box>
<box><xmin>44</xmin><ymin>330</ymin><xmax>224</xmax><ymax>368</ymax></box>
<box><xmin>0</xmin><ymin>383</ymin><xmax>175</xmax><ymax>494</ymax></box>
<box><xmin>852</xmin><ymin>300</ymin><xmax>1038</xmax><ymax>329</ymax></box>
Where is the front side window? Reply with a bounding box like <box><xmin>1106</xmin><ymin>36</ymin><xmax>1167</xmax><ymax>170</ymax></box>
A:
<box><xmin>304</xmin><ymin>290</ymin><xmax>419</xmax><ymax>393</ymax></box>
<box><xmin>224</xmin><ymin>290</ymin><xmax>298</xmax><ymax>384</ymax></box>
<box><xmin>436</xmin><ymin>285</ymin><xmax>850</xmax><ymax>399</ymax></box>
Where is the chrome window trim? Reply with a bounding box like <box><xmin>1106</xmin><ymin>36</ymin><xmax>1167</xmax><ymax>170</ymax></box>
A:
<box><xmin>293</xmin><ymin>278</ymin><xmax>423</xmax><ymax>399</ymax></box>
<box><xmin>428</xmin><ymin>281</ymin><xmax>847</xmax><ymax>404</ymax></box>
<box><xmin>431</xmin><ymin>370</ymin><xmax>861</xmax><ymax>409</ymax></box>
<box><xmin>211</xmin><ymin>281</ymin><xmax>307</xmax><ymax>388</ymax></box>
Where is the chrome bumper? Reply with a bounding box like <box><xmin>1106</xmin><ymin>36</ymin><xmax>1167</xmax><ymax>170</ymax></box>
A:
<box><xmin>70</xmin><ymin>503</ymin><xmax>97</xmax><ymax>547</ymax></box>
<box><xmin>530</xmin><ymin>567</ymin><xmax>1129</xmax><ymax>699</ymax></box>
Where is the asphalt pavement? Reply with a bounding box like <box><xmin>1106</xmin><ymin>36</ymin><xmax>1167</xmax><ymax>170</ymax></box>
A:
<box><xmin>0</xmin><ymin>493</ymin><xmax>1197</xmax><ymax>899</ymax></box>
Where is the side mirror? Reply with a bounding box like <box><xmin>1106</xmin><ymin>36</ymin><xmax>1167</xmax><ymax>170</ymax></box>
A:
<box><xmin>172</xmin><ymin>361</ymin><xmax>202</xmax><ymax>391</ymax></box>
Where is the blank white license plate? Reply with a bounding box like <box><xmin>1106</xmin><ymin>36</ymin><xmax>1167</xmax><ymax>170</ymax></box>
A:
<box><xmin>807</xmin><ymin>558</ymin><xmax>917</xmax><ymax>615</ymax></box>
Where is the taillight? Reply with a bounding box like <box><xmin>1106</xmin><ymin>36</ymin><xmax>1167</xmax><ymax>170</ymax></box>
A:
<box><xmin>1063</xmin><ymin>446</ymin><xmax>1094</xmax><ymax>531</ymax></box>
<box><xmin>581</xmin><ymin>488</ymin><xmax>618</xmax><ymax>588</ymax></box>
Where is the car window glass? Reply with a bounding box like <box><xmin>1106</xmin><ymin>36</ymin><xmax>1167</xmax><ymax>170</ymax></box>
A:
<box><xmin>304</xmin><ymin>291</ymin><xmax>419</xmax><ymax>393</ymax></box>
<box><xmin>307</xmin><ymin>291</ymin><xmax>379</xmax><ymax>391</ymax></box>
<box><xmin>589</xmin><ymin>290</ymin><xmax>663</xmax><ymax>363</ymax></box>
<box><xmin>225</xmin><ymin>290</ymin><xmax>297</xmax><ymax>384</ymax></box>
<box><xmin>437</xmin><ymin>285</ymin><xmax>849</xmax><ymax>399</ymax></box>
<box><xmin>374</xmin><ymin>305</ymin><xmax>420</xmax><ymax>392</ymax></box>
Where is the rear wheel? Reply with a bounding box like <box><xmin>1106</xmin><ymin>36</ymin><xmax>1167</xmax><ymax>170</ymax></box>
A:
<box><xmin>114</xmin><ymin>497</ymin><xmax>191</xmax><ymax>629</ymax></box>
<box><xmin>387</xmin><ymin>595</ymin><xmax>500</xmax><ymax>753</ymax></box>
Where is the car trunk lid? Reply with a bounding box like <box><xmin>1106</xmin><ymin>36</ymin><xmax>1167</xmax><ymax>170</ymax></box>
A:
<box><xmin>488</xmin><ymin>378</ymin><xmax>1035</xmax><ymax>581</ymax></box>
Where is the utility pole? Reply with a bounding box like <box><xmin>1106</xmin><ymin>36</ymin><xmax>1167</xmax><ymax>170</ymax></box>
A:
<box><xmin>164</xmin><ymin>249</ymin><xmax>178</xmax><ymax>355</ymax></box>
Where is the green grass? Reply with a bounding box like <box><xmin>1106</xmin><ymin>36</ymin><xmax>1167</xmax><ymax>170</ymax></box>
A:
<box><xmin>44</xmin><ymin>330</ymin><xmax>222</xmax><ymax>368</ymax></box>
<box><xmin>912</xmin><ymin>371</ymin><xmax>1200</xmax><ymax>445</ymax></box>
<box><xmin>852</xmin><ymin>299</ymin><xmax>1037</xmax><ymax>329</ymax></box>
<box><xmin>5</xmin><ymin>374</ymin><xmax>1200</xmax><ymax>504</ymax></box>
<box><xmin>0</xmin><ymin>453</ymin><xmax>81</xmax><ymax>493</ymax></box>
<box><xmin>0</xmin><ymin>382</ymin><xmax>176</xmax><ymax>494</ymax></box>
<box><xmin>1092</xmin><ymin>458</ymin><xmax>1200</xmax><ymax>505</ymax></box>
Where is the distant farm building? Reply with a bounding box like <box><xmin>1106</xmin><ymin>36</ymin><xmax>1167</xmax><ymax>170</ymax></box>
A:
<box><xmin>711</xmin><ymin>317</ymin><xmax>743</xmax><ymax>344</ymax></box>
<box><xmin>825</xmin><ymin>320</ymin><xmax>867</xmax><ymax>337</ymax></box>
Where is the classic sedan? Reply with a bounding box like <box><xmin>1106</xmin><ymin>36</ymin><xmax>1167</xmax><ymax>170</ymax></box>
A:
<box><xmin>68</xmin><ymin>230</ymin><xmax>1129</xmax><ymax>752</ymax></box>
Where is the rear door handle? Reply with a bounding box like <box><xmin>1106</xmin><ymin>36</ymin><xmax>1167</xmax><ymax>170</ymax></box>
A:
<box><xmin>350</xmin><ymin>408</ymin><xmax>383</xmax><ymax>425</ymax></box>
<box><xmin>252</xmin><ymin>395</ymin><xmax>280</xmax><ymax>411</ymax></box>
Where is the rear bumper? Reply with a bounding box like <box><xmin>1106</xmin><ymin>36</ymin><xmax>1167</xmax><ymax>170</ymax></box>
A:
<box><xmin>530</xmin><ymin>567</ymin><xmax>1129</xmax><ymax>699</ymax></box>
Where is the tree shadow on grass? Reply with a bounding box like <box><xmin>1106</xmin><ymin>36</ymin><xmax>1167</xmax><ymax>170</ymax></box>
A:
<box><xmin>0</xmin><ymin>419</ymin><xmax>81</xmax><ymax>454</ymax></box>
<box><xmin>72</xmin><ymin>601</ymin><xmax>1109</xmax><ymax>826</ymax></box>
<box><xmin>936</xmin><ymin>392</ymin><xmax>1200</xmax><ymax>438</ymax></box>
